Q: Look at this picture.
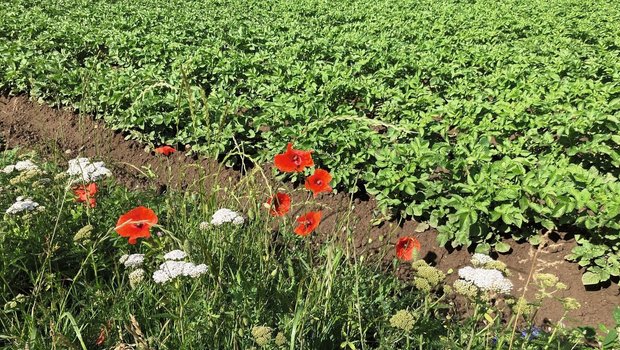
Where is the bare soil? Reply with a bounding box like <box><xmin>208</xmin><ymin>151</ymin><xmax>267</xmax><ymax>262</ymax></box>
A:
<box><xmin>1</xmin><ymin>95</ymin><xmax>618</xmax><ymax>328</ymax></box>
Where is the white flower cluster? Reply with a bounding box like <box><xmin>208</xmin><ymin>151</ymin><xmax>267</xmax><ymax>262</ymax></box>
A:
<box><xmin>210</xmin><ymin>208</ymin><xmax>244</xmax><ymax>226</ymax></box>
<box><xmin>66</xmin><ymin>158</ymin><xmax>111</xmax><ymax>182</ymax></box>
<box><xmin>6</xmin><ymin>196</ymin><xmax>40</xmax><ymax>214</ymax></box>
<box><xmin>471</xmin><ymin>253</ymin><xmax>494</xmax><ymax>267</ymax></box>
<box><xmin>164</xmin><ymin>249</ymin><xmax>187</xmax><ymax>261</ymax></box>
<box><xmin>119</xmin><ymin>254</ymin><xmax>145</xmax><ymax>269</ymax></box>
<box><xmin>2</xmin><ymin>160</ymin><xmax>39</xmax><ymax>174</ymax></box>
<box><xmin>152</xmin><ymin>250</ymin><xmax>207</xmax><ymax>284</ymax></box>
<box><xmin>457</xmin><ymin>266</ymin><xmax>513</xmax><ymax>294</ymax></box>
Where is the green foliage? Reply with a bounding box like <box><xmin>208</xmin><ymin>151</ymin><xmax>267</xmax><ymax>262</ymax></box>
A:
<box><xmin>0</xmin><ymin>150</ymin><xmax>600</xmax><ymax>349</ymax></box>
<box><xmin>566</xmin><ymin>238</ymin><xmax>620</xmax><ymax>285</ymax></box>
<box><xmin>597</xmin><ymin>307</ymin><xmax>620</xmax><ymax>349</ymax></box>
<box><xmin>0</xmin><ymin>0</ymin><xmax>619</xmax><ymax>281</ymax></box>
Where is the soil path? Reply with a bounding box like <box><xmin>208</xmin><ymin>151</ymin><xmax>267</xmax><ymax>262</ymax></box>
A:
<box><xmin>1</xmin><ymin>95</ymin><xmax>618</xmax><ymax>328</ymax></box>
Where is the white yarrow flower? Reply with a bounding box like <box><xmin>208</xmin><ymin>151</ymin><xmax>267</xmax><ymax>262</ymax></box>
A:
<box><xmin>2</xmin><ymin>165</ymin><xmax>15</xmax><ymax>174</ymax></box>
<box><xmin>184</xmin><ymin>263</ymin><xmax>208</xmax><ymax>278</ymax></box>
<box><xmin>210</xmin><ymin>208</ymin><xmax>244</xmax><ymax>226</ymax></box>
<box><xmin>67</xmin><ymin>157</ymin><xmax>111</xmax><ymax>182</ymax></box>
<box><xmin>152</xmin><ymin>259</ymin><xmax>207</xmax><ymax>284</ymax></box>
<box><xmin>152</xmin><ymin>269</ymin><xmax>172</xmax><ymax>284</ymax></box>
<box><xmin>15</xmin><ymin>160</ymin><xmax>39</xmax><ymax>171</ymax></box>
<box><xmin>3</xmin><ymin>160</ymin><xmax>39</xmax><ymax>174</ymax></box>
<box><xmin>153</xmin><ymin>261</ymin><xmax>184</xmax><ymax>284</ymax></box>
<box><xmin>160</xmin><ymin>260</ymin><xmax>187</xmax><ymax>276</ymax></box>
<box><xmin>164</xmin><ymin>250</ymin><xmax>187</xmax><ymax>261</ymax></box>
<box><xmin>458</xmin><ymin>266</ymin><xmax>513</xmax><ymax>294</ymax></box>
<box><xmin>6</xmin><ymin>197</ymin><xmax>40</xmax><ymax>214</ymax></box>
<box><xmin>120</xmin><ymin>254</ymin><xmax>145</xmax><ymax>269</ymax></box>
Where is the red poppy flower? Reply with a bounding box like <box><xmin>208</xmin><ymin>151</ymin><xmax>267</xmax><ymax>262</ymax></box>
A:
<box><xmin>294</xmin><ymin>211</ymin><xmax>321</xmax><ymax>236</ymax></box>
<box><xmin>305</xmin><ymin>169</ymin><xmax>332</xmax><ymax>197</ymax></box>
<box><xmin>395</xmin><ymin>236</ymin><xmax>421</xmax><ymax>262</ymax></box>
<box><xmin>266</xmin><ymin>192</ymin><xmax>291</xmax><ymax>216</ymax></box>
<box><xmin>274</xmin><ymin>143</ymin><xmax>314</xmax><ymax>173</ymax></box>
<box><xmin>115</xmin><ymin>206</ymin><xmax>158</xmax><ymax>245</ymax></box>
<box><xmin>154</xmin><ymin>145</ymin><xmax>176</xmax><ymax>156</ymax></box>
<box><xmin>73</xmin><ymin>183</ymin><xmax>98</xmax><ymax>208</ymax></box>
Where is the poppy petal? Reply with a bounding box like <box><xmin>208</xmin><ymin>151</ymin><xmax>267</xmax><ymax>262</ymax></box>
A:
<box><xmin>115</xmin><ymin>206</ymin><xmax>158</xmax><ymax>244</ymax></box>
<box><xmin>396</xmin><ymin>236</ymin><xmax>421</xmax><ymax>262</ymax></box>
<box><xmin>304</xmin><ymin>169</ymin><xmax>333</xmax><ymax>197</ymax></box>
<box><xmin>294</xmin><ymin>211</ymin><xmax>321</xmax><ymax>236</ymax></box>
<box><xmin>274</xmin><ymin>143</ymin><xmax>314</xmax><ymax>173</ymax></box>
<box><xmin>73</xmin><ymin>183</ymin><xmax>98</xmax><ymax>207</ymax></box>
<box><xmin>87</xmin><ymin>182</ymin><xmax>98</xmax><ymax>195</ymax></box>
<box><xmin>155</xmin><ymin>146</ymin><xmax>176</xmax><ymax>156</ymax></box>
<box><xmin>267</xmin><ymin>192</ymin><xmax>291</xmax><ymax>216</ymax></box>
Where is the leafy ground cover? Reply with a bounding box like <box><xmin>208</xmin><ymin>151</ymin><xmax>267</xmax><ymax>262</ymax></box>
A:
<box><xmin>1</xmin><ymin>0</ymin><xmax>619</xmax><ymax>283</ymax></box>
<box><xmin>1</xmin><ymin>147</ymin><xmax>619</xmax><ymax>349</ymax></box>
